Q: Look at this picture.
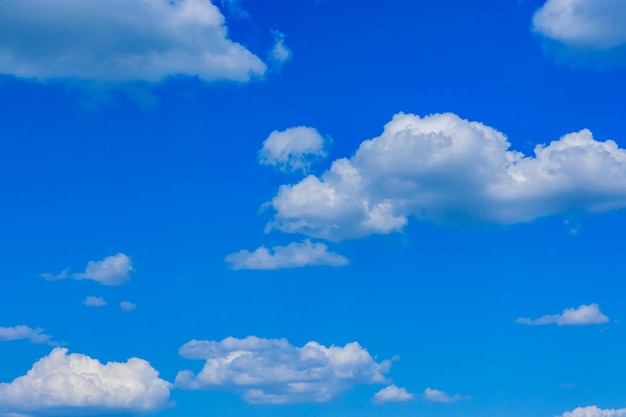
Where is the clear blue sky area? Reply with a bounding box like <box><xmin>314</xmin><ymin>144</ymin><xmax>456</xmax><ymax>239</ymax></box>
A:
<box><xmin>1</xmin><ymin>1</ymin><xmax>625</xmax><ymax>417</ymax></box>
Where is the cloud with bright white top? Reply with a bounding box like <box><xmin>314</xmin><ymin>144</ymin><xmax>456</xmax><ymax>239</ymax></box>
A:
<box><xmin>0</xmin><ymin>0</ymin><xmax>266</xmax><ymax>83</ymax></box>
<box><xmin>43</xmin><ymin>253</ymin><xmax>133</xmax><ymax>286</ymax></box>
<box><xmin>176</xmin><ymin>336</ymin><xmax>391</xmax><ymax>403</ymax></box>
<box><xmin>533</xmin><ymin>0</ymin><xmax>626</xmax><ymax>49</ymax></box>
<box><xmin>423</xmin><ymin>388</ymin><xmax>469</xmax><ymax>403</ymax></box>
<box><xmin>0</xmin><ymin>348</ymin><xmax>172</xmax><ymax>415</ymax></box>
<box><xmin>558</xmin><ymin>405</ymin><xmax>626</xmax><ymax>417</ymax></box>
<box><xmin>259</xmin><ymin>126</ymin><xmax>327</xmax><ymax>173</ymax></box>
<box><xmin>373</xmin><ymin>385</ymin><xmax>414</xmax><ymax>403</ymax></box>
<box><xmin>225</xmin><ymin>240</ymin><xmax>348</xmax><ymax>270</ymax></box>
<box><xmin>267</xmin><ymin>112</ymin><xmax>626</xmax><ymax>241</ymax></box>
<box><xmin>516</xmin><ymin>303</ymin><xmax>609</xmax><ymax>326</ymax></box>
<box><xmin>0</xmin><ymin>325</ymin><xmax>57</xmax><ymax>346</ymax></box>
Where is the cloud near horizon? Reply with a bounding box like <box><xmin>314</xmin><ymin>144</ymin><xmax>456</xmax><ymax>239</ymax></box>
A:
<box><xmin>225</xmin><ymin>240</ymin><xmax>348</xmax><ymax>270</ymax></box>
<box><xmin>0</xmin><ymin>348</ymin><xmax>171</xmax><ymax>415</ymax></box>
<box><xmin>176</xmin><ymin>336</ymin><xmax>391</xmax><ymax>403</ymax></box>
<box><xmin>267</xmin><ymin>112</ymin><xmax>626</xmax><ymax>241</ymax></box>
<box><xmin>558</xmin><ymin>405</ymin><xmax>626</xmax><ymax>417</ymax></box>
<box><xmin>0</xmin><ymin>0</ymin><xmax>266</xmax><ymax>83</ymax></box>
<box><xmin>516</xmin><ymin>303</ymin><xmax>609</xmax><ymax>326</ymax></box>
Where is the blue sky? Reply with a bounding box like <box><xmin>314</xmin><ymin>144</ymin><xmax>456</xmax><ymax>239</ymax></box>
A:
<box><xmin>1</xmin><ymin>0</ymin><xmax>626</xmax><ymax>416</ymax></box>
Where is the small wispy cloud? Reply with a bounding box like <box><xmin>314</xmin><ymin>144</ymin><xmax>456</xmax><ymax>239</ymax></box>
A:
<box><xmin>0</xmin><ymin>325</ymin><xmax>58</xmax><ymax>346</ymax></box>
<box><xmin>373</xmin><ymin>385</ymin><xmax>414</xmax><ymax>403</ymax></box>
<box><xmin>83</xmin><ymin>296</ymin><xmax>107</xmax><ymax>307</ymax></box>
<box><xmin>270</xmin><ymin>30</ymin><xmax>293</xmax><ymax>66</ymax></box>
<box><xmin>120</xmin><ymin>301</ymin><xmax>137</xmax><ymax>312</ymax></box>
<box><xmin>516</xmin><ymin>303</ymin><xmax>609</xmax><ymax>326</ymax></box>
<box><xmin>423</xmin><ymin>388</ymin><xmax>469</xmax><ymax>403</ymax></box>
<box><xmin>41</xmin><ymin>253</ymin><xmax>133</xmax><ymax>286</ymax></box>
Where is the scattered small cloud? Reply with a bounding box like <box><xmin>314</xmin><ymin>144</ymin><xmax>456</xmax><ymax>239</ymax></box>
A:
<box><xmin>373</xmin><ymin>385</ymin><xmax>414</xmax><ymax>403</ymax></box>
<box><xmin>269</xmin><ymin>30</ymin><xmax>293</xmax><ymax>67</ymax></box>
<box><xmin>40</xmin><ymin>269</ymin><xmax>69</xmax><ymax>281</ymax></box>
<box><xmin>120</xmin><ymin>301</ymin><xmax>137</xmax><ymax>312</ymax></box>
<box><xmin>83</xmin><ymin>296</ymin><xmax>107</xmax><ymax>307</ymax></box>
<box><xmin>0</xmin><ymin>325</ymin><xmax>57</xmax><ymax>346</ymax></box>
<box><xmin>225</xmin><ymin>240</ymin><xmax>348</xmax><ymax>270</ymax></box>
<box><xmin>423</xmin><ymin>388</ymin><xmax>469</xmax><ymax>403</ymax></box>
<box><xmin>176</xmin><ymin>336</ymin><xmax>391</xmax><ymax>403</ymax></box>
<box><xmin>42</xmin><ymin>253</ymin><xmax>133</xmax><ymax>286</ymax></box>
<box><xmin>259</xmin><ymin>126</ymin><xmax>327</xmax><ymax>173</ymax></box>
<box><xmin>0</xmin><ymin>0</ymin><xmax>266</xmax><ymax>83</ymax></box>
<box><xmin>218</xmin><ymin>0</ymin><xmax>250</xmax><ymax>19</ymax></box>
<box><xmin>267</xmin><ymin>113</ymin><xmax>626</xmax><ymax>241</ymax></box>
<box><xmin>516</xmin><ymin>303</ymin><xmax>609</xmax><ymax>326</ymax></box>
<box><xmin>558</xmin><ymin>405</ymin><xmax>626</xmax><ymax>417</ymax></box>
<box><xmin>0</xmin><ymin>348</ymin><xmax>171</xmax><ymax>415</ymax></box>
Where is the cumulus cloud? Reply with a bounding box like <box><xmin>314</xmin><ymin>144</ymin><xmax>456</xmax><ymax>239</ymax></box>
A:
<box><xmin>259</xmin><ymin>126</ymin><xmax>327</xmax><ymax>173</ymax></box>
<box><xmin>72</xmin><ymin>253</ymin><xmax>133</xmax><ymax>285</ymax></box>
<box><xmin>176</xmin><ymin>336</ymin><xmax>391</xmax><ymax>403</ymax></box>
<box><xmin>533</xmin><ymin>0</ymin><xmax>626</xmax><ymax>49</ymax></box>
<box><xmin>120</xmin><ymin>301</ymin><xmax>138</xmax><ymax>312</ymax></box>
<box><xmin>423</xmin><ymin>388</ymin><xmax>469</xmax><ymax>403</ymax></box>
<box><xmin>516</xmin><ymin>303</ymin><xmax>609</xmax><ymax>326</ymax></box>
<box><xmin>267</xmin><ymin>112</ymin><xmax>626</xmax><ymax>241</ymax></box>
<box><xmin>83</xmin><ymin>296</ymin><xmax>107</xmax><ymax>307</ymax></box>
<box><xmin>0</xmin><ymin>348</ymin><xmax>171</xmax><ymax>415</ymax></box>
<box><xmin>558</xmin><ymin>405</ymin><xmax>626</xmax><ymax>417</ymax></box>
<box><xmin>0</xmin><ymin>326</ymin><xmax>57</xmax><ymax>346</ymax></box>
<box><xmin>0</xmin><ymin>0</ymin><xmax>266</xmax><ymax>82</ymax></box>
<box><xmin>373</xmin><ymin>385</ymin><xmax>414</xmax><ymax>403</ymax></box>
<box><xmin>225</xmin><ymin>240</ymin><xmax>348</xmax><ymax>270</ymax></box>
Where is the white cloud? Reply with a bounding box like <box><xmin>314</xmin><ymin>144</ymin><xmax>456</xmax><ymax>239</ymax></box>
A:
<box><xmin>516</xmin><ymin>303</ymin><xmax>609</xmax><ymax>326</ymax></box>
<box><xmin>558</xmin><ymin>406</ymin><xmax>626</xmax><ymax>417</ymax></box>
<box><xmin>176</xmin><ymin>336</ymin><xmax>391</xmax><ymax>403</ymax></box>
<box><xmin>259</xmin><ymin>126</ymin><xmax>327</xmax><ymax>173</ymax></box>
<box><xmin>373</xmin><ymin>385</ymin><xmax>414</xmax><ymax>403</ymax></box>
<box><xmin>423</xmin><ymin>388</ymin><xmax>468</xmax><ymax>403</ymax></box>
<box><xmin>533</xmin><ymin>0</ymin><xmax>626</xmax><ymax>49</ymax></box>
<box><xmin>267</xmin><ymin>112</ymin><xmax>626</xmax><ymax>241</ymax></box>
<box><xmin>0</xmin><ymin>0</ymin><xmax>266</xmax><ymax>82</ymax></box>
<box><xmin>225</xmin><ymin>240</ymin><xmax>348</xmax><ymax>270</ymax></box>
<box><xmin>72</xmin><ymin>253</ymin><xmax>133</xmax><ymax>285</ymax></box>
<box><xmin>0</xmin><ymin>348</ymin><xmax>171</xmax><ymax>415</ymax></box>
<box><xmin>120</xmin><ymin>301</ymin><xmax>138</xmax><ymax>312</ymax></box>
<box><xmin>83</xmin><ymin>296</ymin><xmax>107</xmax><ymax>307</ymax></box>
<box><xmin>270</xmin><ymin>31</ymin><xmax>293</xmax><ymax>65</ymax></box>
<box><xmin>0</xmin><ymin>326</ymin><xmax>56</xmax><ymax>346</ymax></box>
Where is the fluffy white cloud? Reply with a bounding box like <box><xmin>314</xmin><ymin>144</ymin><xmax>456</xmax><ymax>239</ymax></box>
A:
<box><xmin>373</xmin><ymin>385</ymin><xmax>414</xmax><ymax>403</ymax></box>
<box><xmin>259</xmin><ymin>126</ymin><xmax>327</xmax><ymax>173</ymax></box>
<box><xmin>558</xmin><ymin>406</ymin><xmax>626</xmax><ymax>417</ymax></box>
<box><xmin>225</xmin><ymin>240</ymin><xmax>348</xmax><ymax>270</ymax></box>
<box><xmin>83</xmin><ymin>296</ymin><xmax>107</xmax><ymax>307</ymax></box>
<box><xmin>176</xmin><ymin>336</ymin><xmax>391</xmax><ymax>403</ymax></box>
<box><xmin>267</xmin><ymin>112</ymin><xmax>626</xmax><ymax>241</ymax></box>
<box><xmin>516</xmin><ymin>303</ymin><xmax>609</xmax><ymax>326</ymax></box>
<box><xmin>533</xmin><ymin>0</ymin><xmax>626</xmax><ymax>49</ymax></box>
<box><xmin>0</xmin><ymin>0</ymin><xmax>266</xmax><ymax>82</ymax></box>
<box><xmin>423</xmin><ymin>388</ymin><xmax>468</xmax><ymax>403</ymax></box>
<box><xmin>0</xmin><ymin>348</ymin><xmax>171</xmax><ymax>415</ymax></box>
<box><xmin>72</xmin><ymin>253</ymin><xmax>133</xmax><ymax>285</ymax></box>
<box><xmin>0</xmin><ymin>326</ymin><xmax>56</xmax><ymax>346</ymax></box>
<box><xmin>120</xmin><ymin>301</ymin><xmax>138</xmax><ymax>312</ymax></box>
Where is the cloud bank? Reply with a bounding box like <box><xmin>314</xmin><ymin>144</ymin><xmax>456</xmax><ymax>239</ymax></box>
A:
<box><xmin>225</xmin><ymin>240</ymin><xmax>348</xmax><ymax>270</ymax></box>
<box><xmin>267</xmin><ymin>112</ymin><xmax>626</xmax><ymax>240</ymax></box>
<box><xmin>176</xmin><ymin>336</ymin><xmax>391</xmax><ymax>403</ymax></box>
<box><xmin>0</xmin><ymin>0</ymin><xmax>266</xmax><ymax>82</ymax></box>
<box><xmin>516</xmin><ymin>303</ymin><xmax>609</xmax><ymax>326</ymax></box>
<box><xmin>0</xmin><ymin>325</ymin><xmax>57</xmax><ymax>346</ymax></box>
<box><xmin>259</xmin><ymin>126</ymin><xmax>327</xmax><ymax>173</ymax></box>
<box><xmin>0</xmin><ymin>348</ymin><xmax>171</xmax><ymax>415</ymax></box>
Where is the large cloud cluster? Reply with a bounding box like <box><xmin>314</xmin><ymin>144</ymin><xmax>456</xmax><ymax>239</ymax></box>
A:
<box><xmin>0</xmin><ymin>0</ymin><xmax>266</xmax><ymax>82</ymax></box>
<box><xmin>0</xmin><ymin>348</ymin><xmax>171</xmax><ymax>415</ymax></box>
<box><xmin>176</xmin><ymin>336</ymin><xmax>391</xmax><ymax>403</ymax></box>
<box><xmin>267</xmin><ymin>112</ymin><xmax>626</xmax><ymax>240</ymax></box>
